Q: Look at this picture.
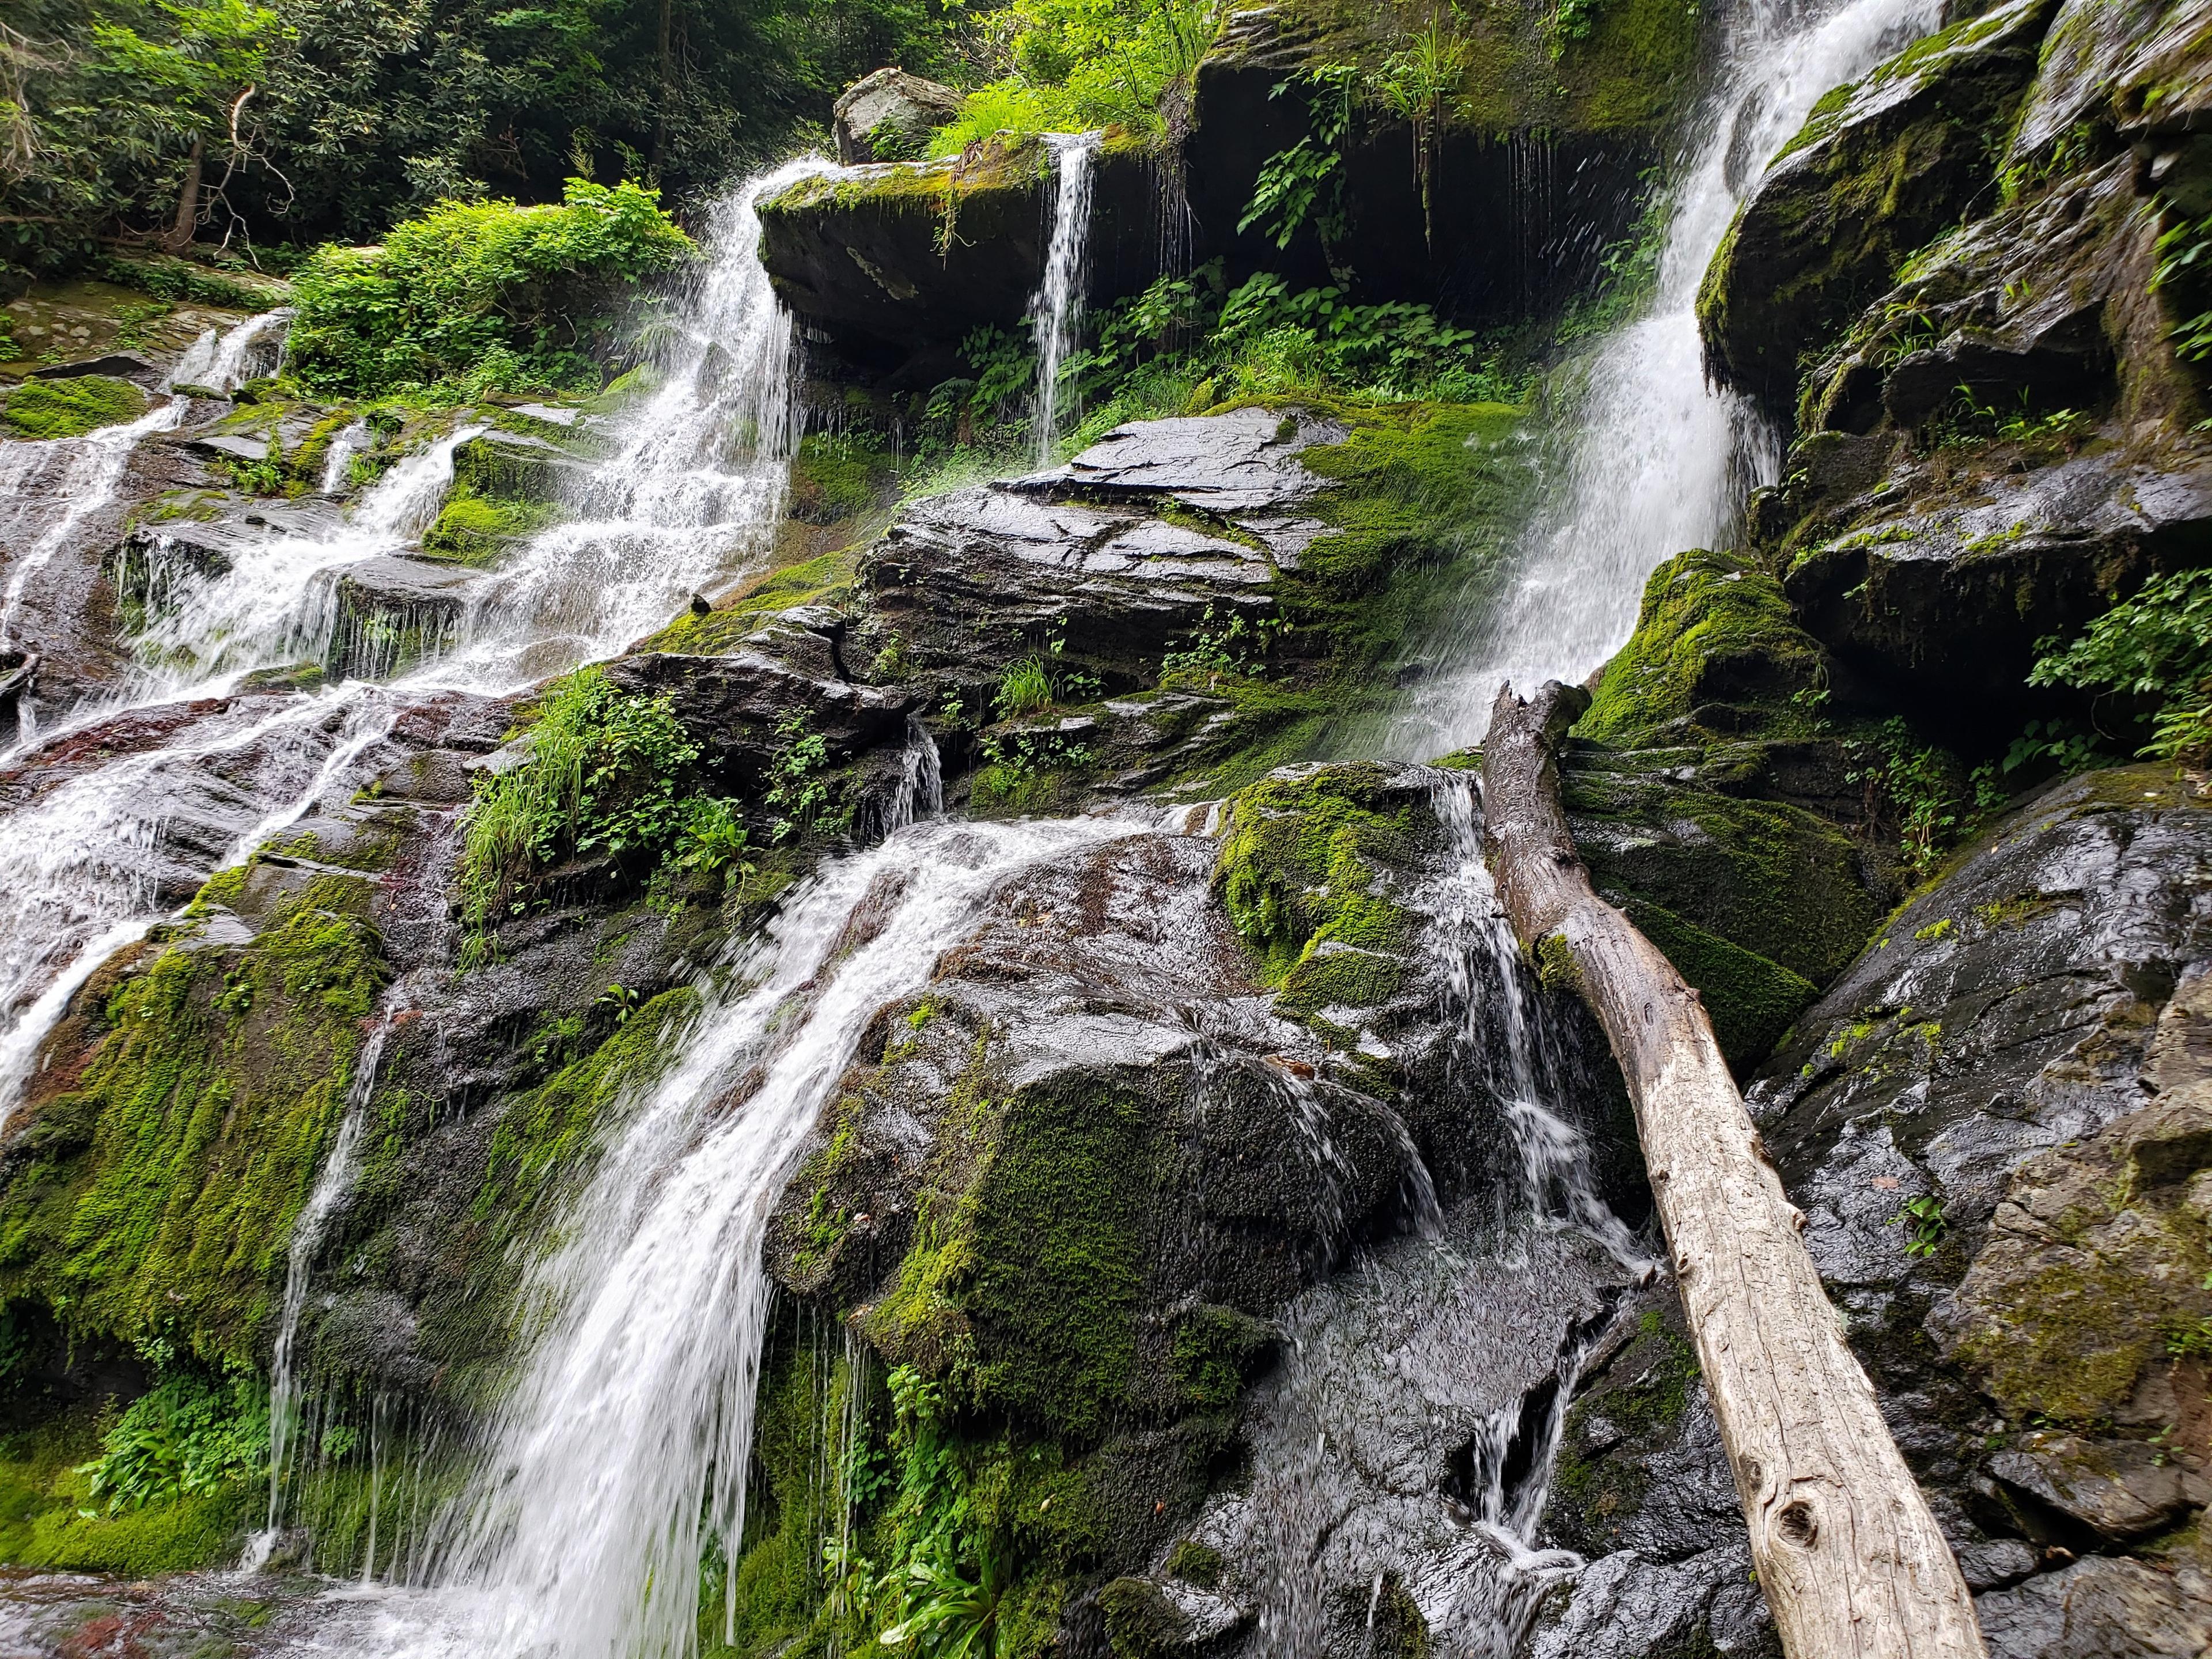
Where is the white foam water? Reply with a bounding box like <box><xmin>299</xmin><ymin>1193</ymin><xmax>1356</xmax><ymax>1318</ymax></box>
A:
<box><xmin>1393</xmin><ymin>0</ymin><xmax>1941</xmax><ymax>752</ymax></box>
<box><xmin>166</xmin><ymin>308</ymin><xmax>294</xmax><ymax>394</ymax></box>
<box><xmin>0</xmin><ymin>160</ymin><xmax>825</xmax><ymax>1134</ymax></box>
<box><xmin>1031</xmin><ymin>132</ymin><xmax>1102</xmax><ymax>464</ymax></box>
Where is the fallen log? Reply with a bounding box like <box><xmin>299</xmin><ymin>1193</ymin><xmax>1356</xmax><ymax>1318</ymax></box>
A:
<box><xmin>1481</xmin><ymin>679</ymin><xmax>1985</xmax><ymax>1659</ymax></box>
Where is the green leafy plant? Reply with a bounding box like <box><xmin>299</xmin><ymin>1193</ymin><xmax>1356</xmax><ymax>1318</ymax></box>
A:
<box><xmin>456</xmin><ymin>666</ymin><xmax>705</xmax><ymax>963</ymax></box>
<box><xmin>286</xmin><ymin>179</ymin><xmax>692</xmax><ymax>397</ymax></box>
<box><xmin>1844</xmin><ymin>718</ymin><xmax>1976</xmax><ymax>875</ymax></box>
<box><xmin>1369</xmin><ymin>4</ymin><xmax>1470</xmax><ymax>245</ymax></box>
<box><xmin>766</xmin><ymin>710</ymin><xmax>836</xmax><ymax>843</ymax></box>
<box><xmin>1239</xmin><ymin>66</ymin><xmax>1357</xmax><ymax>255</ymax></box>
<box><xmin>2029</xmin><ymin>568</ymin><xmax>2212</xmax><ymax>765</ymax></box>
<box><xmin>1889</xmin><ymin>1193</ymin><xmax>1947</xmax><ymax>1259</ymax></box>
<box><xmin>78</xmin><ymin>1372</ymin><xmax>270</xmax><ymax>1513</ymax></box>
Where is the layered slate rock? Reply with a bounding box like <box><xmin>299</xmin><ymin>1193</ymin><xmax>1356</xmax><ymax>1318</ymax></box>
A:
<box><xmin>1715</xmin><ymin>0</ymin><xmax>2212</xmax><ymax>732</ymax></box>
<box><xmin>855</xmin><ymin>407</ymin><xmax>1340</xmax><ymax>702</ymax></box>
<box><xmin>1697</xmin><ymin>0</ymin><xmax>2062</xmax><ymax>407</ymax></box>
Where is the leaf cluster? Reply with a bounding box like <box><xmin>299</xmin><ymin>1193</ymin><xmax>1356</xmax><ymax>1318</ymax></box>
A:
<box><xmin>285</xmin><ymin>177</ymin><xmax>691</xmax><ymax>397</ymax></box>
<box><xmin>2029</xmin><ymin>567</ymin><xmax>2212</xmax><ymax>766</ymax></box>
<box><xmin>77</xmin><ymin>1372</ymin><xmax>270</xmax><ymax>1513</ymax></box>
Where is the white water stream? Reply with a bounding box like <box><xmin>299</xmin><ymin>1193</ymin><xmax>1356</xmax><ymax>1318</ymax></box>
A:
<box><xmin>1394</xmin><ymin>0</ymin><xmax>1942</xmax><ymax>753</ymax></box>
<box><xmin>0</xmin><ymin>157</ymin><xmax>824</xmax><ymax>1136</ymax></box>
<box><xmin>287</xmin><ymin>811</ymin><xmax>1124</xmax><ymax>1659</ymax></box>
<box><xmin>1031</xmin><ymin>131</ymin><xmax>1103</xmax><ymax>464</ymax></box>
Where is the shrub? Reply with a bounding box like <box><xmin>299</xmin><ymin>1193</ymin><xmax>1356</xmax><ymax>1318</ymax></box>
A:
<box><xmin>79</xmin><ymin>1373</ymin><xmax>269</xmax><ymax>1513</ymax></box>
<box><xmin>286</xmin><ymin>179</ymin><xmax>692</xmax><ymax>398</ymax></box>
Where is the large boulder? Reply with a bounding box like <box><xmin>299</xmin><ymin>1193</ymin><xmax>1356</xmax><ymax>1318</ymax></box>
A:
<box><xmin>832</xmin><ymin>67</ymin><xmax>964</xmax><ymax>164</ymax></box>
<box><xmin>1532</xmin><ymin>764</ymin><xmax>2212</xmax><ymax>1657</ymax></box>
<box><xmin>756</xmin><ymin>133</ymin><xmax>1166</xmax><ymax>366</ymax></box>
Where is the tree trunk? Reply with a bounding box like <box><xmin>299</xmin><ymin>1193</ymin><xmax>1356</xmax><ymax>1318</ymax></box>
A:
<box><xmin>163</xmin><ymin>135</ymin><xmax>203</xmax><ymax>253</ymax></box>
<box><xmin>1480</xmin><ymin>679</ymin><xmax>1987</xmax><ymax>1659</ymax></box>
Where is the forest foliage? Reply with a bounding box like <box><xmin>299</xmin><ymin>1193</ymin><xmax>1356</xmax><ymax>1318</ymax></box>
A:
<box><xmin>1</xmin><ymin>0</ymin><xmax>961</xmax><ymax>271</ymax></box>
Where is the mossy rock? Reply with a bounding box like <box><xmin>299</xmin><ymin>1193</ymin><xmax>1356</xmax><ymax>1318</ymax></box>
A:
<box><xmin>1575</xmin><ymin>547</ymin><xmax>1826</xmax><ymax>748</ymax></box>
<box><xmin>0</xmin><ymin>874</ymin><xmax>388</xmax><ymax>1369</ymax></box>
<box><xmin>1696</xmin><ymin>0</ymin><xmax>2061</xmax><ymax>405</ymax></box>
<box><xmin>1618</xmin><ymin>895</ymin><xmax>1819</xmax><ymax>1070</ymax></box>
<box><xmin>0</xmin><ymin>373</ymin><xmax>149</xmax><ymax>439</ymax></box>
<box><xmin>1214</xmin><ymin>762</ymin><xmax>1435</xmax><ymax>1020</ymax></box>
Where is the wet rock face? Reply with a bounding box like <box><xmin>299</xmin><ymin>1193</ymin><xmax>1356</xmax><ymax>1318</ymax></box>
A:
<box><xmin>850</xmin><ymin>408</ymin><xmax>1346</xmax><ymax>789</ymax></box>
<box><xmin>756</xmin><ymin>136</ymin><xmax>1167</xmax><ymax>365</ymax></box>
<box><xmin>1697</xmin><ymin>0</ymin><xmax>2062</xmax><ymax>408</ymax></box>
<box><xmin>1533</xmin><ymin>767</ymin><xmax>2212</xmax><ymax>1657</ymax></box>
<box><xmin>1718</xmin><ymin>0</ymin><xmax>2212</xmax><ymax>730</ymax></box>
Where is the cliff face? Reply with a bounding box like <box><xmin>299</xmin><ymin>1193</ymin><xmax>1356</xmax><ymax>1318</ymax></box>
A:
<box><xmin>5</xmin><ymin>0</ymin><xmax>2212</xmax><ymax>1653</ymax></box>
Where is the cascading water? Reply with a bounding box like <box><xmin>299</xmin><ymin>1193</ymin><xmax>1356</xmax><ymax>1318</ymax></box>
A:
<box><xmin>0</xmin><ymin>160</ymin><xmax>824</xmax><ymax>1136</ymax></box>
<box><xmin>297</xmin><ymin>810</ymin><xmax>1123</xmax><ymax>1659</ymax></box>
<box><xmin>1392</xmin><ymin>0</ymin><xmax>1942</xmax><ymax>754</ymax></box>
<box><xmin>1031</xmin><ymin>132</ymin><xmax>1102</xmax><ymax>465</ymax></box>
<box><xmin>0</xmin><ymin>396</ymin><xmax>188</xmax><ymax>653</ymax></box>
<box><xmin>165</xmin><ymin>308</ymin><xmax>294</xmax><ymax>395</ymax></box>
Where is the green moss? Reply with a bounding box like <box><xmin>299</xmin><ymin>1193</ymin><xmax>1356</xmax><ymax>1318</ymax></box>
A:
<box><xmin>421</xmin><ymin>493</ymin><xmax>552</xmax><ymax>566</ymax></box>
<box><xmin>0</xmin><ymin>877</ymin><xmax>387</xmax><ymax>1369</ymax></box>
<box><xmin>1578</xmin><ymin>548</ymin><xmax>1824</xmax><ymax>747</ymax></box>
<box><xmin>1620</xmin><ymin>896</ymin><xmax>1818</xmax><ymax>1070</ymax></box>
<box><xmin>1558</xmin><ymin>0</ymin><xmax>1703</xmax><ymax>131</ymax></box>
<box><xmin>1165</xmin><ymin>1539</ymin><xmax>1222</xmax><ymax>1587</ymax></box>
<box><xmin>1215</xmin><ymin>763</ymin><xmax>1430</xmax><ymax>1018</ymax></box>
<box><xmin>1292</xmin><ymin>402</ymin><xmax>1531</xmax><ymax>677</ymax></box>
<box><xmin>0</xmin><ymin>374</ymin><xmax>150</xmax><ymax>438</ymax></box>
<box><xmin>1955</xmin><ymin>1255</ymin><xmax>2172</xmax><ymax>1424</ymax></box>
<box><xmin>638</xmin><ymin>546</ymin><xmax>859</xmax><ymax>654</ymax></box>
<box><xmin>789</xmin><ymin>431</ymin><xmax>892</xmax><ymax>525</ymax></box>
<box><xmin>474</xmin><ymin>987</ymin><xmax>699</xmax><ymax>1220</ymax></box>
<box><xmin>872</xmin><ymin>1071</ymin><xmax>1150</xmax><ymax>1441</ymax></box>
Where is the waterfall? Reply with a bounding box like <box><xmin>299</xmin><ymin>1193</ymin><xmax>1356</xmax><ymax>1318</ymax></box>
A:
<box><xmin>0</xmin><ymin>396</ymin><xmax>189</xmax><ymax>652</ymax></box>
<box><xmin>1031</xmin><ymin>132</ymin><xmax>1102</xmax><ymax>465</ymax></box>
<box><xmin>0</xmin><ymin>160</ymin><xmax>820</xmax><ymax>1132</ymax></box>
<box><xmin>165</xmin><ymin>308</ymin><xmax>294</xmax><ymax>395</ymax></box>
<box><xmin>1394</xmin><ymin>0</ymin><xmax>1941</xmax><ymax>752</ymax></box>
<box><xmin>320</xmin><ymin>421</ymin><xmax>373</xmax><ymax>494</ymax></box>
<box><xmin>252</xmin><ymin>1006</ymin><xmax>401</xmax><ymax>1565</ymax></box>
<box><xmin>304</xmin><ymin>815</ymin><xmax>1126</xmax><ymax>1659</ymax></box>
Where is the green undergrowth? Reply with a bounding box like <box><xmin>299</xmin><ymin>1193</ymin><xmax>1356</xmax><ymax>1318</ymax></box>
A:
<box><xmin>286</xmin><ymin>180</ymin><xmax>691</xmax><ymax>399</ymax></box>
<box><xmin>0</xmin><ymin>1400</ymin><xmax>259</xmax><ymax>1576</ymax></box>
<box><xmin>456</xmin><ymin>666</ymin><xmax>749</xmax><ymax>965</ymax></box>
<box><xmin>1216</xmin><ymin>763</ymin><xmax>1429</xmax><ymax>1020</ymax></box>
<box><xmin>0</xmin><ymin>876</ymin><xmax>387</xmax><ymax>1369</ymax></box>
<box><xmin>0</xmin><ymin>372</ymin><xmax>150</xmax><ymax>438</ymax></box>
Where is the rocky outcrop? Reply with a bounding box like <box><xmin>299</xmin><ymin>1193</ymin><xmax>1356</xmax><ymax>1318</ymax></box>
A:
<box><xmin>1698</xmin><ymin>0</ymin><xmax>2062</xmax><ymax>408</ymax></box>
<box><xmin>1713</xmin><ymin>0</ymin><xmax>2212</xmax><ymax>732</ymax></box>
<box><xmin>757</xmin><ymin>134</ymin><xmax>1166</xmax><ymax>368</ymax></box>
<box><xmin>833</xmin><ymin>67</ymin><xmax>964</xmax><ymax>164</ymax></box>
<box><xmin>1529</xmin><ymin>766</ymin><xmax>2212</xmax><ymax>1657</ymax></box>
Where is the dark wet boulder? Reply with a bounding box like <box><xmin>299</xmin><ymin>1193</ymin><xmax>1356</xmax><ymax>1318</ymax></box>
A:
<box><xmin>1698</xmin><ymin>0</ymin><xmax>2061</xmax><ymax>408</ymax></box>
<box><xmin>832</xmin><ymin>67</ymin><xmax>964</xmax><ymax>164</ymax></box>
<box><xmin>1535</xmin><ymin>764</ymin><xmax>2212</xmax><ymax>1657</ymax></box>
<box><xmin>756</xmin><ymin>134</ymin><xmax>1166</xmax><ymax>365</ymax></box>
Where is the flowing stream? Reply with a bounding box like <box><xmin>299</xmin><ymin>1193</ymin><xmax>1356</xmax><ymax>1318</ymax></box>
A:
<box><xmin>1392</xmin><ymin>0</ymin><xmax>1942</xmax><ymax>753</ymax></box>
<box><xmin>1031</xmin><ymin>131</ymin><xmax>1103</xmax><ymax>464</ymax></box>
<box><xmin>0</xmin><ymin>158</ymin><xmax>824</xmax><ymax>1137</ymax></box>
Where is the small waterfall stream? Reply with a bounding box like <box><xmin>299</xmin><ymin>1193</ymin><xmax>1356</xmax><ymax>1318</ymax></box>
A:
<box><xmin>1394</xmin><ymin>0</ymin><xmax>1942</xmax><ymax>752</ymax></box>
<box><xmin>301</xmin><ymin>810</ymin><xmax>1126</xmax><ymax>1659</ymax></box>
<box><xmin>1032</xmin><ymin>131</ymin><xmax>1102</xmax><ymax>463</ymax></box>
<box><xmin>0</xmin><ymin>159</ymin><xmax>823</xmax><ymax>1135</ymax></box>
